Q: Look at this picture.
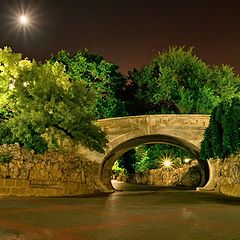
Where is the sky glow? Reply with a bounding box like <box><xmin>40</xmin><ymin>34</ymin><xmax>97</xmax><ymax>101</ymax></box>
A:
<box><xmin>0</xmin><ymin>0</ymin><xmax>240</xmax><ymax>74</ymax></box>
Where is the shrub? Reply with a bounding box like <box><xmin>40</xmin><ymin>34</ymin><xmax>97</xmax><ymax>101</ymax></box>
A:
<box><xmin>200</xmin><ymin>97</ymin><xmax>240</xmax><ymax>160</ymax></box>
<box><xmin>0</xmin><ymin>153</ymin><xmax>12</xmax><ymax>163</ymax></box>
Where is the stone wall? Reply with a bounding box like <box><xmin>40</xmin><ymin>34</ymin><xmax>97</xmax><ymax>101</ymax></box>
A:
<box><xmin>0</xmin><ymin>144</ymin><xmax>102</xmax><ymax>197</ymax></box>
<box><xmin>116</xmin><ymin>161</ymin><xmax>201</xmax><ymax>189</ymax></box>
<box><xmin>202</xmin><ymin>154</ymin><xmax>240</xmax><ymax>197</ymax></box>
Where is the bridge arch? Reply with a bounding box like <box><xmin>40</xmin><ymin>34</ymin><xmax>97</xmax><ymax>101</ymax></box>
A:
<box><xmin>95</xmin><ymin>115</ymin><xmax>210</xmax><ymax>192</ymax></box>
<box><xmin>98</xmin><ymin>133</ymin><xmax>209</xmax><ymax>191</ymax></box>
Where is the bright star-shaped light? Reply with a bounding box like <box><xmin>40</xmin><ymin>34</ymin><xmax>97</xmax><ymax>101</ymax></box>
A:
<box><xmin>3</xmin><ymin>1</ymin><xmax>44</xmax><ymax>39</ymax></box>
<box><xmin>160</xmin><ymin>156</ymin><xmax>174</xmax><ymax>170</ymax></box>
<box><xmin>163</xmin><ymin>160</ymin><xmax>172</xmax><ymax>168</ymax></box>
<box><xmin>19</xmin><ymin>15</ymin><xmax>28</xmax><ymax>25</ymax></box>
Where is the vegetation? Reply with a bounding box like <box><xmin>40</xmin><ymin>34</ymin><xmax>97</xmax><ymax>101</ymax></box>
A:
<box><xmin>112</xmin><ymin>158</ymin><xmax>125</xmax><ymax>177</ymax></box>
<box><xmin>0</xmin><ymin>153</ymin><xmax>12</xmax><ymax>163</ymax></box>
<box><xmin>119</xmin><ymin>46</ymin><xmax>239</xmax><ymax>173</ymax></box>
<box><xmin>113</xmin><ymin>144</ymin><xmax>192</xmax><ymax>175</ymax></box>
<box><xmin>0</xmin><ymin>46</ymin><xmax>239</xmax><ymax>166</ymax></box>
<box><xmin>50</xmin><ymin>50</ymin><xmax>127</xmax><ymax>119</ymax></box>
<box><xmin>135</xmin><ymin>144</ymin><xmax>191</xmax><ymax>172</ymax></box>
<box><xmin>200</xmin><ymin>97</ymin><xmax>240</xmax><ymax>160</ymax></box>
<box><xmin>125</xmin><ymin>47</ymin><xmax>239</xmax><ymax>115</ymax></box>
<box><xmin>117</xmin><ymin>149</ymin><xmax>136</xmax><ymax>174</ymax></box>
<box><xmin>0</xmin><ymin>47</ymin><xmax>107</xmax><ymax>153</ymax></box>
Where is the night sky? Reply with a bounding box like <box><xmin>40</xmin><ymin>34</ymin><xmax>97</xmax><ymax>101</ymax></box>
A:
<box><xmin>0</xmin><ymin>0</ymin><xmax>240</xmax><ymax>74</ymax></box>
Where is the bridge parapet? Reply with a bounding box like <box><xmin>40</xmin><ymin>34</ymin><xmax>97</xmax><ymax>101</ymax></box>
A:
<box><xmin>97</xmin><ymin>114</ymin><xmax>210</xmax><ymax>149</ymax></box>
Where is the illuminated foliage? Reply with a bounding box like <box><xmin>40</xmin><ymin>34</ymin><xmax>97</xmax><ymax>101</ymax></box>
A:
<box><xmin>0</xmin><ymin>47</ymin><xmax>107</xmax><ymax>153</ymax></box>
<box><xmin>126</xmin><ymin>47</ymin><xmax>239</xmax><ymax>115</ymax></box>
<box><xmin>120</xmin><ymin>47</ymin><xmax>239</xmax><ymax>171</ymax></box>
<box><xmin>200</xmin><ymin>97</ymin><xmax>240</xmax><ymax>160</ymax></box>
<box><xmin>160</xmin><ymin>156</ymin><xmax>174</xmax><ymax>170</ymax></box>
<box><xmin>50</xmin><ymin>50</ymin><xmax>127</xmax><ymax>119</ymax></box>
<box><xmin>134</xmin><ymin>144</ymin><xmax>191</xmax><ymax>172</ymax></box>
<box><xmin>116</xmin><ymin>144</ymin><xmax>191</xmax><ymax>174</ymax></box>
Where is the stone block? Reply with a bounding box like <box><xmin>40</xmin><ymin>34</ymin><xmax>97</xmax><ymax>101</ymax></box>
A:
<box><xmin>26</xmin><ymin>187</ymin><xmax>38</xmax><ymax>196</ymax></box>
<box><xmin>5</xmin><ymin>179</ymin><xmax>16</xmax><ymax>187</ymax></box>
<box><xmin>23</xmin><ymin>180</ymin><xmax>30</xmax><ymax>187</ymax></box>
<box><xmin>19</xmin><ymin>188</ymin><xmax>28</xmax><ymax>195</ymax></box>
<box><xmin>0</xmin><ymin>187</ymin><xmax>10</xmax><ymax>195</ymax></box>
<box><xmin>79</xmin><ymin>183</ymin><xmax>88</xmax><ymax>194</ymax></box>
<box><xmin>15</xmin><ymin>180</ymin><xmax>25</xmax><ymax>188</ymax></box>
<box><xmin>10</xmin><ymin>188</ymin><xmax>20</xmax><ymax>195</ymax></box>
<box><xmin>38</xmin><ymin>188</ymin><xmax>47</xmax><ymax>196</ymax></box>
<box><xmin>45</xmin><ymin>188</ymin><xmax>60</xmax><ymax>196</ymax></box>
<box><xmin>220</xmin><ymin>183</ymin><xmax>240</xmax><ymax>197</ymax></box>
<box><xmin>0</xmin><ymin>179</ymin><xmax>5</xmax><ymax>187</ymax></box>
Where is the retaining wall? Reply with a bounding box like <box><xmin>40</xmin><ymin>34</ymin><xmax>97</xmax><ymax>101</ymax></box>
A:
<box><xmin>116</xmin><ymin>161</ymin><xmax>201</xmax><ymax>189</ymax></box>
<box><xmin>199</xmin><ymin>154</ymin><xmax>240</xmax><ymax>197</ymax></box>
<box><xmin>0</xmin><ymin>144</ymin><xmax>101</xmax><ymax>197</ymax></box>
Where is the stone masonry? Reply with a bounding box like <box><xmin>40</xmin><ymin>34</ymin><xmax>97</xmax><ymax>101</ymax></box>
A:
<box><xmin>121</xmin><ymin>160</ymin><xmax>201</xmax><ymax>189</ymax></box>
<box><xmin>96</xmin><ymin>114</ymin><xmax>210</xmax><ymax>191</ymax></box>
<box><xmin>0</xmin><ymin>114</ymin><xmax>213</xmax><ymax>196</ymax></box>
<box><xmin>200</xmin><ymin>154</ymin><xmax>240</xmax><ymax>197</ymax></box>
<box><xmin>0</xmin><ymin>144</ymin><xmax>102</xmax><ymax>197</ymax></box>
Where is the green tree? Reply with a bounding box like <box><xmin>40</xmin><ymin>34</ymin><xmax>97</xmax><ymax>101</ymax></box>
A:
<box><xmin>126</xmin><ymin>47</ymin><xmax>239</xmax><ymax>115</ymax></box>
<box><xmin>200</xmin><ymin>97</ymin><xmax>240</xmax><ymax>160</ymax></box>
<box><xmin>118</xmin><ymin>149</ymin><xmax>136</xmax><ymax>174</ymax></box>
<box><xmin>135</xmin><ymin>144</ymin><xmax>192</xmax><ymax>172</ymax></box>
<box><xmin>115</xmin><ymin>144</ymin><xmax>192</xmax><ymax>175</ymax></box>
<box><xmin>112</xmin><ymin>160</ymin><xmax>124</xmax><ymax>177</ymax></box>
<box><xmin>50</xmin><ymin>50</ymin><xmax>127</xmax><ymax>119</ymax></box>
<box><xmin>123</xmin><ymin>47</ymin><xmax>239</xmax><ymax>172</ymax></box>
<box><xmin>0</xmin><ymin>47</ymin><xmax>107</xmax><ymax>153</ymax></box>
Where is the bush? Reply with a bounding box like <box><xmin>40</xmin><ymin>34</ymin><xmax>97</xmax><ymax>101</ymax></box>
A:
<box><xmin>200</xmin><ymin>97</ymin><xmax>240</xmax><ymax>160</ymax></box>
<box><xmin>112</xmin><ymin>161</ymin><xmax>125</xmax><ymax>178</ymax></box>
<box><xmin>0</xmin><ymin>153</ymin><xmax>12</xmax><ymax>163</ymax></box>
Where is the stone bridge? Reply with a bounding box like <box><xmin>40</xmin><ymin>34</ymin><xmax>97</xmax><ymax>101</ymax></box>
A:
<box><xmin>79</xmin><ymin>114</ymin><xmax>210</xmax><ymax>192</ymax></box>
<box><xmin>0</xmin><ymin>114</ymin><xmax>210</xmax><ymax>196</ymax></box>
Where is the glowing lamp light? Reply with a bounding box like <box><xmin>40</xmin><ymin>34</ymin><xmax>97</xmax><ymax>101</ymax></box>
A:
<box><xmin>184</xmin><ymin>158</ymin><xmax>191</xmax><ymax>163</ymax></box>
<box><xmin>160</xmin><ymin>156</ymin><xmax>174</xmax><ymax>170</ymax></box>
<box><xmin>163</xmin><ymin>159</ymin><xmax>172</xmax><ymax>168</ymax></box>
<box><xmin>19</xmin><ymin>15</ymin><xmax>28</xmax><ymax>25</ymax></box>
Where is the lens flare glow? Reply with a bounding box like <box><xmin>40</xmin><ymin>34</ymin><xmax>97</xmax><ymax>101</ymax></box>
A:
<box><xmin>163</xmin><ymin>160</ymin><xmax>172</xmax><ymax>168</ymax></box>
<box><xmin>184</xmin><ymin>158</ymin><xmax>191</xmax><ymax>163</ymax></box>
<box><xmin>19</xmin><ymin>15</ymin><xmax>28</xmax><ymax>25</ymax></box>
<box><xmin>2</xmin><ymin>1</ymin><xmax>44</xmax><ymax>40</ymax></box>
<box><xmin>160</xmin><ymin>156</ymin><xmax>174</xmax><ymax>170</ymax></box>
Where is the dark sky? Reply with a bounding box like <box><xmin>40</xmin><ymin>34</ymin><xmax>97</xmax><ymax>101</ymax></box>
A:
<box><xmin>0</xmin><ymin>0</ymin><xmax>240</xmax><ymax>74</ymax></box>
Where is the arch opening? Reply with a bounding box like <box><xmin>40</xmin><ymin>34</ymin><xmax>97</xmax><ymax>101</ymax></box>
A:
<box><xmin>99</xmin><ymin>134</ymin><xmax>209</xmax><ymax>192</ymax></box>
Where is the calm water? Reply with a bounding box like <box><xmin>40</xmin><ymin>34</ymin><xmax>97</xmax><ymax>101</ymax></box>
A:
<box><xmin>0</xmin><ymin>181</ymin><xmax>240</xmax><ymax>240</ymax></box>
